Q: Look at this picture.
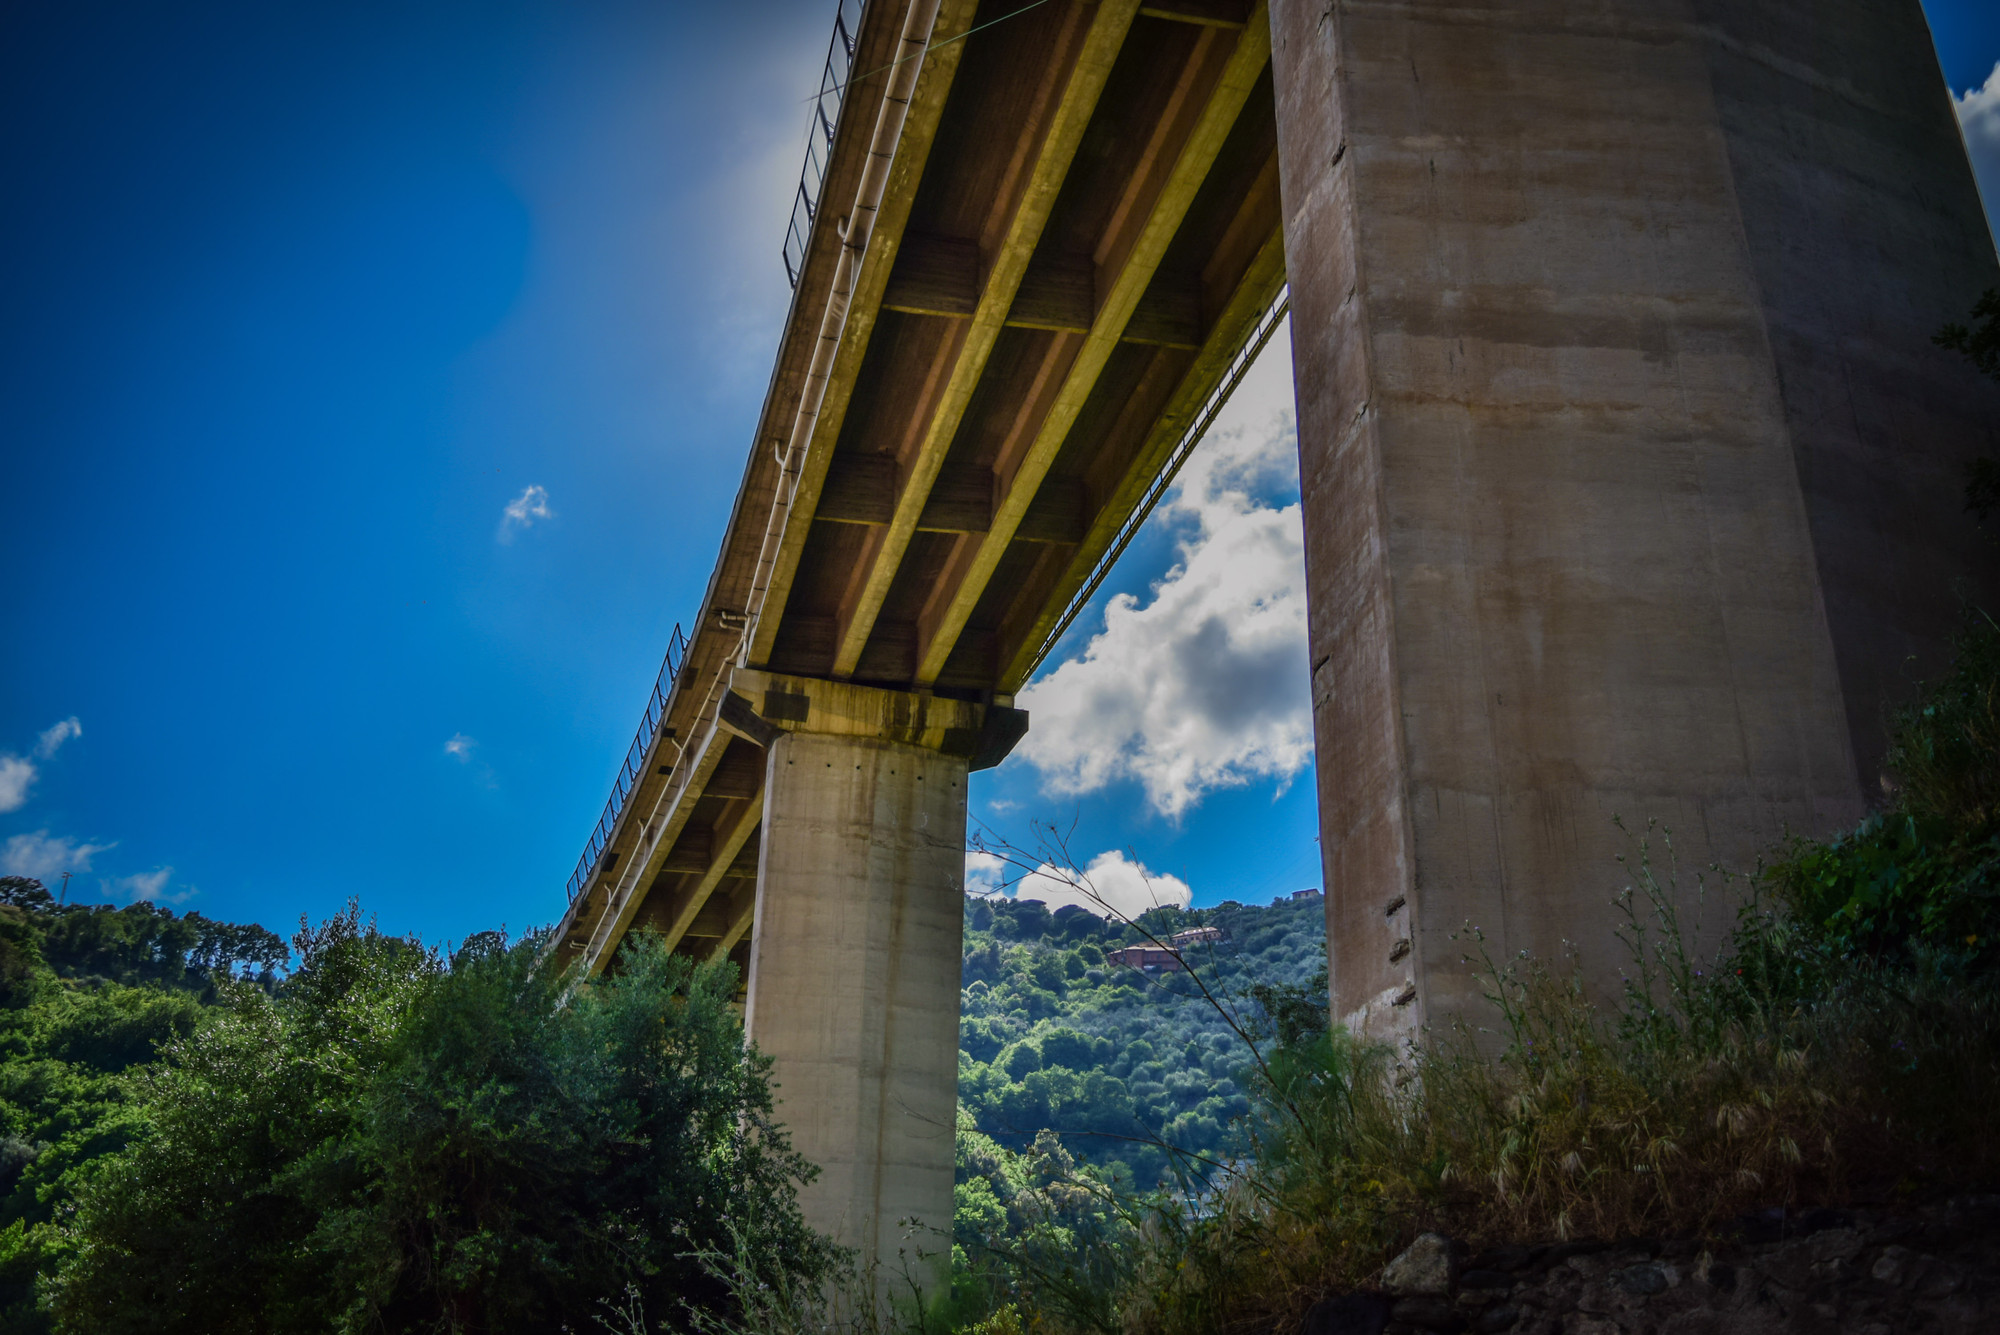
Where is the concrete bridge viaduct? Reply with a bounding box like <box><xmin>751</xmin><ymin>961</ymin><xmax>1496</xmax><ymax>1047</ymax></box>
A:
<box><xmin>552</xmin><ymin>0</ymin><xmax>2000</xmax><ymax>1279</ymax></box>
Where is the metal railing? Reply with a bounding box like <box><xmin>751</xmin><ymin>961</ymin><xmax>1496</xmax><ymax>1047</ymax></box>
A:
<box><xmin>564</xmin><ymin>623</ymin><xmax>689</xmax><ymax>904</ymax></box>
<box><xmin>782</xmin><ymin>0</ymin><xmax>864</xmax><ymax>289</ymax></box>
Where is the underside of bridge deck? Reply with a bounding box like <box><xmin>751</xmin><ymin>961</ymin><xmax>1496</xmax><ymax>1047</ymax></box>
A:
<box><xmin>553</xmin><ymin>0</ymin><xmax>1287</xmax><ymax>999</ymax></box>
<box><xmin>755</xmin><ymin>0</ymin><xmax>1284</xmax><ymax>698</ymax></box>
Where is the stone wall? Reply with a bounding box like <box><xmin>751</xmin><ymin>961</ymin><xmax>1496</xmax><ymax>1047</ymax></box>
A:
<box><xmin>1302</xmin><ymin>1199</ymin><xmax>2000</xmax><ymax>1335</ymax></box>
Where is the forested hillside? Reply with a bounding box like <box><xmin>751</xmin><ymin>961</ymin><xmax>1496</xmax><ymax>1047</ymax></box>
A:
<box><xmin>0</xmin><ymin>878</ymin><xmax>286</xmax><ymax>1334</ymax></box>
<box><xmin>957</xmin><ymin>891</ymin><xmax>1326</xmax><ymax>1187</ymax></box>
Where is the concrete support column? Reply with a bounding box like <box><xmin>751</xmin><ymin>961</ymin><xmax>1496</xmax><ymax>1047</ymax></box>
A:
<box><xmin>735</xmin><ymin>670</ymin><xmax>1022</xmax><ymax>1290</ymax></box>
<box><xmin>1267</xmin><ymin>0</ymin><xmax>2000</xmax><ymax>1038</ymax></box>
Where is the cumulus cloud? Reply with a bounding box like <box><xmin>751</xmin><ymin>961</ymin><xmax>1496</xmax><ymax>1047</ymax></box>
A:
<box><xmin>1957</xmin><ymin>62</ymin><xmax>2000</xmax><ymax>229</ymax></box>
<box><xmin>498</xmin><ymin>484</ymin><xmax>552</xmax><ymax>542</ymax></box>
<box><xmin>1</xmin><ymin>830</ymin><xmax>116</xmax><ymax>882</ymax></box>
<box><xmin>444</xmin><ymin>733</ymin><xmax>477</xmax><ymax>761</ymax></box>
<box><xmin>966</xmin><ymin>848</ymin><xmax>1193</xmax><ymax>921</ymax></box>
<box><xmin>0</xmin><ymin>757</ymin><xmax>33</xmax><ymax>814</ymax></box>
<box><xmin>1016</xmin><ymin>334</ymin><xmax>1311</xmax><ymax>818</ymax></box>
<box><xmin>964</xmin><ymin>849</ymin><xmax>1008</xmax><ymax>897</ymax></box>
<box><xmin>0</xmin><ymin>716</ymin><xmax>88</xmax><ymax>810</ymax></box>
<box><xmin>105</xmin><ymin>868</ymin><xmax>182</xmax><ymax>904</ymax></box>
<box><xmin>35</xmin><ymin>717</ymin><xmax>80</xmax><ymax>758</ymax></box>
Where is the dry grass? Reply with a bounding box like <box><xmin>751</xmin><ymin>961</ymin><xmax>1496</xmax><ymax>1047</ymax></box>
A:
<box><xmin>1110</xmin><ymin>857</ymin><xmax>2000</xmax><ymax>1335</ymax></box>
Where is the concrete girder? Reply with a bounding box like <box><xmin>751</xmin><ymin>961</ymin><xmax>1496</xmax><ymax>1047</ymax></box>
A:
<box><xmin>653</xmin><ymin>788</ymin><xmax>765</xmax><ymax>957</ymax></box>
<box><xmin>744</xmin><ymin>0</ymin><xmax>985</xmax><ymax>674</ymax></box>
<box><xmin>826</xmin><ymin>0</ymin><xmax>1148</xmax><ymax>680</ymax></box>
<box><xmin>911</xmin><ymin>4</ymin><xmax>1274</xmax><ymax>685</ymax></box>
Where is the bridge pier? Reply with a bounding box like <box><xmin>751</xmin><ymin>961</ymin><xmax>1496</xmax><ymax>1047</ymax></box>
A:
<box><xmin>1270</xmin><ymin>0</ymin><xmax>2000</xmax><ymax>1037</ymax></box>
<box><xmin>736</xmin><ymin>672</ymin><xmax>1020</xmax><ymax>1293</ymax></box>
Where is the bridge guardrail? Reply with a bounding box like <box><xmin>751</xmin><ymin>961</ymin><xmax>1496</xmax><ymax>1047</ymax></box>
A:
<box><xmin>782</xmin><ymin>0</ymin><xmax>864</xmax><ymax>289</ymax></box>
<box><xmin>564</xmin><ymin>623</ymin><xmax>689</xmax><ymax>904</ymax></box>
<box><xmin>566</xmin><ymin>0</ymin><xmax>862</xmax><ymax>909</ymax></box>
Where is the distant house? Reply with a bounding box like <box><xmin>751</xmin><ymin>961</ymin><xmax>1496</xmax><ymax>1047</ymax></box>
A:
<box><xmin>1105</xmin><ymin>944</ymin><xmax>1185</xmax><ymax>973</ymax></box>
<box><xmin>1168</xmin><ymin>925</ymin><xmax>1225</xmax><ymax>949</ymax></box>
<box><xmin>1290</xmin><ymin>888</ymin><xmax>1321</xmax><ymax>901</ymax></box>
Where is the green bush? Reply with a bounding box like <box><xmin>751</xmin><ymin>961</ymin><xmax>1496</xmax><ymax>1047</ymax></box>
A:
<box><xmin>1765</xmin><ymin>611</ymin><xmax>2000</xmax><ymax>967</ymax></box>
<box><xmin>49</xmin><ymin>911</ymin><xmax>829</xmax><ymax>1334</ymax></box>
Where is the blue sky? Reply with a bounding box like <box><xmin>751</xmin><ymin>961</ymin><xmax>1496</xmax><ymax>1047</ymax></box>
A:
<box><xmin>2</xmin><ymin>1</ymin><xmax>1997</xmax><ymax>943</ymax></box>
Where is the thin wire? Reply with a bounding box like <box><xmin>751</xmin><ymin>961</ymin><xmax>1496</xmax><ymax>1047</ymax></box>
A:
<box><xmin>803</xmin><ymin>0</ymin><xmax>1056</xmax><ymax>106</ymax></box>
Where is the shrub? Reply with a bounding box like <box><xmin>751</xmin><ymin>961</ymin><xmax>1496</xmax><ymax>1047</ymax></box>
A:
<box><xmin>49</xmin><ymin>912</ymin><xmax>828</xmax><ymax>1334</ymax></box>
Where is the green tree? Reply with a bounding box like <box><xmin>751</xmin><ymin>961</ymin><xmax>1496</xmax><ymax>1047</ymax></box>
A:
<box><xmin>1936</xmin><ymin>287</ymin><xmax>2000</xmax><ymax>382</ymax></box>
<box><xmin>1934</xmin><ymin>290</ymin><xmax>2000</xmax><ymax>520</ymax></box>
<box><xmin>50</xmin><ymin>912</ymin><xmax>830</xmax><ymax>1334</ymax></box>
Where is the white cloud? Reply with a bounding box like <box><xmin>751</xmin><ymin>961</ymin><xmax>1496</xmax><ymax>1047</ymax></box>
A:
<box><xmin>967</xmin><ymin>848</ymin><xmax>1192</xmax><ymax>921</ymax></box>
<box><xmin>1016</xmin><ymin>328</ymin><xmax>1312</xmax><ymax>818</ymax></box>
<box><xmin>1957</xmin><ymin>62</ymin><xmax>2000</xmax><ymax>231</ymax></box>
<box><xmin>444</xmin><ymin>733</ymin><xmax>477</xmax><ymax>761</ymax></box>
<box><xmin>105</xmin><ymin>868</ymin><xmax>183</xmax><ymax>904</ymax></box>
<box><xmin>498</xmin><ymin>484</ymin><xmax>552</xmax><ymax>542</ymax></box>
<box><xmin>35</xmin><ymin>717</ymin><xmax>81</xmax><ymax>759</ymax></box>
<box><xmin>1</xmin><ymin>830</ymin><xmax>115</xmax><ymax>882</ymax></box>
<box><xmin>964</xmin><ymin>849</ymin><xmax>1007</xmax><ymax>896</ymax></box>
<box><xmin>0</xmin><ymin>757</ymin><xmax>33</xmax><ymax>814</ymax></box>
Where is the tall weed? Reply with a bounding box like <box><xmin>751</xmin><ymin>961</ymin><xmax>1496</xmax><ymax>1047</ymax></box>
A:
<box><xmin>1111</xmin><ymin>841</ymin><xmax>2000</xmax><ymax>1335</ymax></box>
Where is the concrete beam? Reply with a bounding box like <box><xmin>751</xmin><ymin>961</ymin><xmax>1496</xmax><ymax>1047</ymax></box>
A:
<box><xmin>570</xmin><ymin>691</ymin><xmax>737</xmax><ymax>974</ymax></box>
<box><xmin>998</xmin><ymin>223</ymin><xmax>1285</xmax><ymax>687</ymax></box>
<box><xmin>916</xmin><ymin>5</ymin><xmax>1273</xmax><ymax>685</ymax></box>
<box><xmin>827</xmin><ymin>0</ymin><xmax>1148</xmax><ymax>679</ymax></box>
<box><xmin>708</xmin><ymin>885</ymin><xmax>758</xmax><ymax>962</ymax></box>
<box><xmin>656</xmin><ymin>791</ymin><xmax>765</xmax><ymax>956</ymax></box>
<box><xmin>745</xmin><ymin>0</ymin><xmax>982</xmax><ymax>671</ymax></box>
<box><xmin>1141</xmin><ymin>0</ymin><xmax>1252</xmax><ymax>27</ymax></box>
<box><xmin>880</xmin><ymin>236</ymin><xmax>1204</xmax><ymax>348</ymax></box>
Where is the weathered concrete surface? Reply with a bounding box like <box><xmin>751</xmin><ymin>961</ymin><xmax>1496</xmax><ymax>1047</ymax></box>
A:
<box><xmin>741</xmin><ymin>677</ymin><xmax>978</xmax><ymax>1291</ymax></box>
<box><xmin>1269</xmin><ymin>0</ymin><xmax>2000</xmax><ymax>1039</ymax></box>
<box><xmin>1694</xmin><ymin>0</ymin><xmax>2000</xmax><ymax>789</ymax></box>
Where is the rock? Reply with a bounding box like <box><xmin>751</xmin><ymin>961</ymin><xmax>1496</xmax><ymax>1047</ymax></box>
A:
<box><xmin>1810</xmin><ymin>1227</ymin><xmax>1864</xmax><ymax>1264</ymax></box>
<box><xmin>1659</xmin><ymin>1314</ymin><xmax>1724</xmax><ymax>1335</ymax></box>
<box><xmin>1541</xmin><ymin>1240</ymin><xmax>1610</xmax><ymax>1270</ymax></box>
<box><xmin>1388</xmin><ymin>1296</ymin><xmax>1464</xmax><ymax>1333</ymax></box>
<box><xmin>1915</xmin><ymin>1261</ymin><xmax>1964</xmax><ymax>1300</ymax></box>
<box><xmin>1328</xmin><ymin>1203</ymin><xmax>2000</xmax><ymax>1335</ymax></box>
<box><xmin>1871</xmin><ymin>1245</ymin><xmax>1917</xmax><ymax>1286</ymax></box>
<box><xmin>1383</xmin><ymin>1233</ymin><xmax>1456</xmax><ymax>1296</ymax></box>
<box><xmin>1301</xmin><ymin>1293</ymin><xmax>1391</xmax><ymax>1335</ymax></box>
<box><xmin>1611</xmin><ymin>1262</ymin><xmax>1671</xmax><ymax>1296</ymax></box>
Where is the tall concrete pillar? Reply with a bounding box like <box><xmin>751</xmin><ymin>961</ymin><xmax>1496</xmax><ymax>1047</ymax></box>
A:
<box><xmin>1268</xmin><ymin>0</ymin><xmax>2000</xmax><ymax>1037</ymax></box>
<box><xmin>734</xmin><ymin>670</ymin><xmax>1023</xmax><ymax>1291</ymax></box>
